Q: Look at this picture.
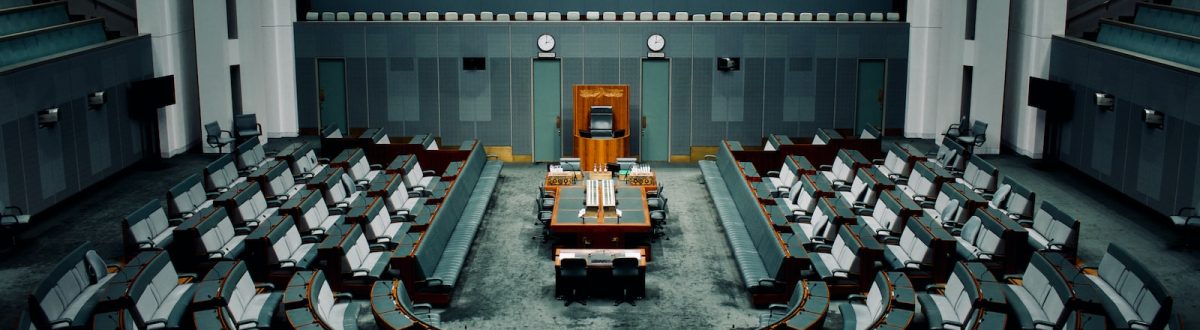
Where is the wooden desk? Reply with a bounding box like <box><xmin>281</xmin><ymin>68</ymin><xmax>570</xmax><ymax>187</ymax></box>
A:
<box><xmin>545</xmin><ymin>172</ymin><xmax>654</xmax><ymax>252</ymax></box>
<box><xmin>554</xmin><ymin>248</ymin><xmax>646</xmax><ymax>299</ymax></box>
<box><xmin>554</xmin><ymin>248</ymin><xmax>648</xmax><ymax>268</ymax></box>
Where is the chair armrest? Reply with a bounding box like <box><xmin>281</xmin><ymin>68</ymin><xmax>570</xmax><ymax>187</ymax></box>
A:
<box><xmin>425</xmin><ymin>279</ymin><xmax>444</xmax><ymax>287</ymax></box>
<box><xmin>872</xmin><ymin>159</ymin><xmax>885</xmax><ymax>165</ymax></box>
<box><xmin>369</xmin><ymin>243</ymin><xmax>388</xmax><ymax>251</ymax></box>
<box><xmin>882</xmin><ymin>236</ymin><xmax>900</xmax><ymax>244</ymax></box>
<box><xmin>422</xmin><ymin>170</ymin><xmax>436</xmax><ymax>176</ymax></box>
<box><xmin>205</xmin><ymin>191</ymin><xmax>221</xmax><ymax>199</ymax></box>
<box><xmin>704</xmin><ymin>155</ymin><xmax>717</xmax><ymax>161</ymax></box>
<box><xmin>857</xmin><ymin>208</ymin><xmax>874</xmax><ymax>216</ymax></box>
<box><xmin>847</xmin><ymin>294</ymin><xmax>867</xmax><ymax>302</ymax></box>
<box><xmin>178</xmin><ymin>272</ymin><xmax>198</xmax><ymax>279</ymax></box>
<box><xmin>757</xmin><ymin>279</ymin><xmax>777</xmax><ymax>287</ymax></box>
<box><xmin>411</xmin><ymin>303</ymin><xmax>434</xmax><ymax>314</ymax></box>
<box><xmin>944</xmin><ymin>124</ymin><xmax>961</xmax><ymax>134</ymax></box>
<box><xmin>1017</xmin><ymin>219</ymin><xmax>1033</xmax><ymax>227</ymax></box>
<box><xmin>766</xmin><ymin>171</ymin><xmax>780</xmax><ymax>177</ymax></box>
<box><xmin>235</xmin><ymin>227</ymin><xmax>252</xmax><ymax>235</ymax></box>
<box><xmin>302</xmin><ymin>235</ymin><xmax>322</xmax><ymax>244</ymax></box>
<box><xmin>3</xmin><ymin>206</ymin><xmax>22</xmax><ymax>214</ymax></box>
<box><xmin>767</xmin><ymin>303</ymin><xmax>790</xmax><ymax>312</ymax></box>
<box><xmin>370</xmin><ymin>164</ymin><xmax>383</xmax><ymax>170</ymax></box>
<box><xmin>317</xmin><ymin>157</ymin><xmax>331</xmax><ymax>164</ymax></box>
<box><xmin>813</xmin><ymin>244</ymin><xmax>832</xmax><ymax>253</ymax></box>
<box><xmin>256</xmin><ymin>283</ymin><xmax>276</xmax><ymax>290</ymax></box>
<box><xmin>168</xmin><ymin>218</ymin><xmax>184</xmax><ymax>226</ymax></box>
<box><xmin>1033</xmin><ymin>320</ymin><xmax>1057</xmax><ymax>327</ymax></box>
<box><xmin>1003</xmin><ymin>274</ymin><xmax>1022</xmax><ymax>281</ymax></box>
<box><xmin>818</xmin><ymin>165</ymin><xmax>833</xmax><ymax>171</ymax></box>
<box><xmin>208</xmin><ymin>251</ymin><xmax>226</xmax><ymax>258</ymax></box>
<box><xmin>924</xmin><ymin>284</ymin><xmax>945</xmax><ymax>291</ymax></box>
<box><xmin>334</xmin><ymin>292</ymin><xmax>354</xmax><ymax>301</ymax></box>
<box><xmin>236</xmin><ymin>320</ymin><xmax>258</xmax><ymax>327</ymax></box>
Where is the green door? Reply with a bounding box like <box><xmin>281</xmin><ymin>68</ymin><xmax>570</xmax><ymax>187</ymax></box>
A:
<box><xmin>855</xmin><ymin>60</ymin><xmax>886</xmax><ymax>133</ymax></box>
<box><xmin>533</xmin><ymin>59</ymin><xmax>562</xmax><ymax>162</ymax></box>
<box><xmin>317</xmin><ymin>59</ymin><xmax>348</xmax><ymax>135</ymax></box>
<box><xmin>641</xmin><ymin>59</ymin><xmax>670</xmax><ymax>161</ymax></box>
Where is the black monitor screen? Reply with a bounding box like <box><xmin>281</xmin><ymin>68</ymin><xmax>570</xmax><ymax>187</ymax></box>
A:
<box><xmin>130</xmin><ymin>75</ymin><xmax>176</xmax><ymax>113</ymax></box>
<box><xmin>1028</xmin><ymin>77</ymin><xmax>1072</xmax><ymax>113</ymax></box>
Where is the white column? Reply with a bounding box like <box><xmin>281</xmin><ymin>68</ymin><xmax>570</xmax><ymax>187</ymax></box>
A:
<box><xmin>905</xmin><ymin>0</ymin><xmax>943</xmax><ymax>139</ymax></box>
<box><xmin>136</xmin><ymin>0</ymin><xmax>198</xmax><ymax>157</ymax></box>
<box><xmin>193</xmin><ymin>0</ymin><xmax>234</xmax><ymax>153</ymax></box>
<box><xmin>249</xmin><ymin>0</ymin><xmax>298</xmax><ymax>138</ymax></box>
<box><xmin>933</xmin><ymin>0</ymin><xmax>968</xmax><ymax>144</ymax></box>
<box><xmin>968</xmin><ymin>0</ymin><xmax>1011</xmax><ymax>155</ymax></box>
<box><xmin>1002</xmin><ymin>0</ymin><xmax>1067</xmax><ymax>158</ymax></box>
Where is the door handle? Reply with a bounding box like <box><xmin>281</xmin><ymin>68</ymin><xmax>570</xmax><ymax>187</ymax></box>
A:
<box><xmin>642</xmin><ymin>116</ymin><xmax>647</xmax><ymax>129</ymax></box>
<box><xmin>556</xmin><ymin>116</ymin><xmax>561</xmax><ymax>129</ymax></box>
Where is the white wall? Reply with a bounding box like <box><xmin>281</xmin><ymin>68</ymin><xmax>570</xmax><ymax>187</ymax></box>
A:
<box><xmin>237</xmin><ymin>0</ymin><xmax>298</xmax><ymax>139</ymax></box>
<box><xmin>969</xmin><ymin>0</ymin><xmax>1011</xmax><ymax>155</ymax></box>
<box><xmin>136</xmin><ymin>0</ymin><xmax>198</xmax><ymax>157</ymax></box>
<box><xmin>1003</xmin><ymin>0</ymin><xmax>1067</xmax><ymax>158</ymax></box>
<box><xmin>906</xmin><ymin>0</ymin><xmax>1012</xmax><ymax>154</ymax></box>
<box><xmin>193</xmin><ymin>0</ymin><xmax>234</xmax><ymax>153</ymax></box>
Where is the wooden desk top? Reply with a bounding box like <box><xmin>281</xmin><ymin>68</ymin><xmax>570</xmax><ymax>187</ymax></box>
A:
<box><xmin>554</xmin><ymin>248</ymin><xmax>647</xmax><ymax>268</ymax></box>
<box><xmin>549</xmin><ymin>186</ymin><xmax>650</xmax><ymax>230</ymax></box>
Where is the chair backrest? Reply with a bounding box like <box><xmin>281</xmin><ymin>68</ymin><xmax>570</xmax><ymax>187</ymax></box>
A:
<box><xmin>296</xmin><ymin>190</ymin><xmax>334</xmax><ymax>233</ymax></box>
<box><xmin>232</xmin><ymin>114</ymin><xmax>256</xmax><ymax>132</ymax></box>
<box><xmin>235</xmin><ymin>139</ymin><xmax>266</xmax><ymax>170</ymax></box>
<box><xmin>944</xmin><ymin>263</ymin><xmax>982</xmax><ymax>322</ymax></box>
<box><xmin>232</xmin><ymin>183</ymin><xmax>270</xmax><ymax>225</ymax></box>
<box><xmin>1031</xmin><ymin>202</ymin><xmax>1078</xmax><ymax>249</ymax></box>
<box><xmin>612</xmin><ymin>257</ymin><xmax>638</xmax><ymax>271</ymax></box>
<box><xmin>561</xmin><ymin>258</ymin><xmax>587</xmax><ymax>272</ymax></box>
<box><xmin>1096</xmin><ymin>244</ymin><xmax>1172</xmax><ymax>328</ymax></box>
<box><xmin>971</xmin><ymin>120</ymin><xmax>988</xmax><ymax>136</ymax></box>
<box><xmin>167</xmin><ymin>174</ymin><xmax>209</xmax><ymax>217</ymax></box>
<box><xmin>130</xmin><ymin>252</ymin><xmax>184</xmax><ymax>322</ymax></box>
<box><xmin>1020</xmin><ymin>253</ymin><xmax>1073</xmax><ymax>326</ymax></box>
<box><xmin>1002</xmin><ymin>177</ymin><xmax>1035</xmax><ymax>218</ymax></box>
<box><xmin>960</xmin><ymin>215</ymin><xmax>1004</xmax><ymax>256</ymax></box>
<box><xmin>865</xmin><ymin>272</ymin><xmax>892</xmax><ymax>321</ymax></box>
<box><xmin>204</xmin><ymin>154</ymin><xmax>242</xmax><ymax>192</ymax></box>
<box><xmin>28</xmin><ymin>242</ymin><xmax>110</xmax><ymax>327</ymax></box>
<box><xmin>125</xmin><ymin>201</ymin><xmax>171</xmax><ymax>247</ymax></box>
<box><xmin>265</xmin><ymin>219</ymin><xmax>305</xmax><ymax>265</ymax></box>
<box><xmin>205</xmin><ymin>122</ymin><xmax>222</xmax><ymax>143</ymax></box>
<box><xmin>963</xmin><ymin>155</ymin><xmax>999</xmax><ymax>192</ymax></box>
<box><xmin>197</xmin><ymin>210</ymin><xmax>240</xmax><ymax>254</ymax></box>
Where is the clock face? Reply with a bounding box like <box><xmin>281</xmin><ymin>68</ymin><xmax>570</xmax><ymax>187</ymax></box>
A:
<box><xmin>647</xmin><ymin>34</ymin><xmax>665</xmax><ymax>52</ymax></box>
<box><xmin>537</xmin><ymin>34</ymin><xmax>555</xmax><ymax>52</ymax></box>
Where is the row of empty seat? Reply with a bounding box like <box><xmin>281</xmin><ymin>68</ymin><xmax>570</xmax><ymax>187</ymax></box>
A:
<box><xmin>304</xmin><ymin>11</ymin><xmax>902</xmax><ymax>22</ymax></box>
<box><xmin>22</xmin><ymin>129</ymin><xmax>501</xmax><ymax>328</ymax></box>
<box><xmin>703</xmin><ymin>129</ymin><xmax>1176</xmax><ymax>329</ymax></box>
<box><xmin>0</xmin><ymin>1</ymin><xmax>109</xmax><ymax>69</ymax></box>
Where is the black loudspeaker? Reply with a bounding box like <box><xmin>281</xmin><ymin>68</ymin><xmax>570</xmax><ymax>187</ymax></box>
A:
<box><xmin>463</xmin><ymin>57</ymin><xmax>486</xmax><ymax>71</ymax></box>
<box><xmin>129</xmin><ymin>75</ymin><xmax>176</xmax><ymax>115</ymax></box>
<box><xmin>717</xmin><ymin>57</ymin><xmax>740</xmax><ymax>71</ymax></box>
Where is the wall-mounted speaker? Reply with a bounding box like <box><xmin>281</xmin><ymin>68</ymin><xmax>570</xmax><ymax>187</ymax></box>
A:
<box><xmin>1095</xmin><ymin>92</ymin><xmax>1113</xmax><ymax>111</ymax></box>
<box><xmin>38</xmin><ymin>108</ymin><xmax>59</xmax><ymax>127</ymax></box>
<box><xmin>463</xmin><ymin>57</ymin><xmax>486</xmax><ymax>71</ymax></box>
<box><xmin>717</xmin><ymin>57</ymin><xmax>740</xmax><ymax>71</ymax></box>
<box><xmin>88</xmin><ymin>91</ymin><xmax>106</xmax><ymax>110</ymax></box>
<box><xmin>1143</xmin><ymin>108</ymin><xmax>1164</xmax><ymax>129</ymax></box>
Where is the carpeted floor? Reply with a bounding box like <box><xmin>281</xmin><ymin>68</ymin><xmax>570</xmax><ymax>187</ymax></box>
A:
<box><xmin>440</xmin><ymin>163</ymin><xmax>761</xmax><ymax>329</ymax></box>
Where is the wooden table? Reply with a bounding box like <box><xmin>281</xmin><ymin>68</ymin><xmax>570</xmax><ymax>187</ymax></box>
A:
<box><xmin>554</xmin><ymin>248</ymin><xmax>647</xmax><ymax>299</ymax></box>
<box><xmin>545</xmin><ymin>171</ymin><xmax>656</xmax><ymax>253</ymax></box>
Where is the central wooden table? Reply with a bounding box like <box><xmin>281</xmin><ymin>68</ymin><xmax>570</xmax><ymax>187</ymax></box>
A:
<box><xmin>545</xmin><ymin>171</ymin><xmax>656</xmax><ymax>256</ymax></box>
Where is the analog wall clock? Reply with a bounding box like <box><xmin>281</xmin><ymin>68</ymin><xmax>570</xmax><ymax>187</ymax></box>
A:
<box><xmin>647</xmin><ymin>34</ymin><xmax>665</xmax><ymax>52</ymax></box>
<box><xmin>537</xmin><ymin>34</ymin><xmax>556</xmax><ymax>52</ymax></box>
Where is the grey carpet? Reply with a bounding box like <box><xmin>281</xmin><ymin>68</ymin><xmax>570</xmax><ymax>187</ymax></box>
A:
<box><xmin>440</xmin><ymin>163</ymin><xmax>761</xmax><ymax>329</ymax></box>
